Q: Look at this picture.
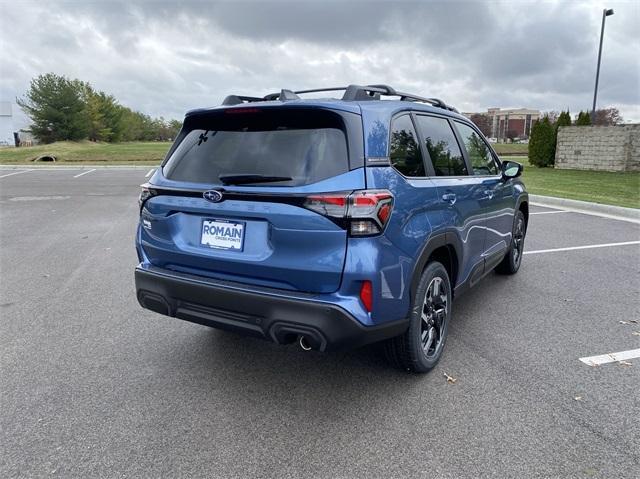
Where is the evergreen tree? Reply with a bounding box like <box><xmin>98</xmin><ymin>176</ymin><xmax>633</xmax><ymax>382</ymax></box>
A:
<box><xmin>82</xmin><ymin>86</ymin><xmax>126</xmax><ymax>142</ymax></box>
<box><xmin>575</xmin><ymin>111</ymin><xmax>591</xmax><ymax>126</ymax></box>
<box><xmin>17</xmin><ymin>73</ymin><xmax>89</xmax><ymax>143</ymax></box>
<box><xmin>528</xmin><ymin>116</ymin><xmax>556</xmax><ymax>167</ymax></box>
<box><xmin>556</xmin><ymin>110</ymin><xmax>571</xmax><ymax>128</ymax></box>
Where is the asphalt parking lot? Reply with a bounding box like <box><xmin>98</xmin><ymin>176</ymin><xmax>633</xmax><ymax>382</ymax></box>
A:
<box><xmin>1</xmin><ymin>167</ymin><xmax>639</xmax><ymax>478</ymax></box>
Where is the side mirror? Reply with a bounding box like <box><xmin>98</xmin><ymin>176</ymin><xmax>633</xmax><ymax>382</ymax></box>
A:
<box><xmin>502</xmin><ymin>161</ymin><xmax>523</xmax><ymax>179</ymax></box>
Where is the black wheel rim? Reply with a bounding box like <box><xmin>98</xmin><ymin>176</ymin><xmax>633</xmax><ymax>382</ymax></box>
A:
<box><xmin>512</xmin><ymin>216</ymin><xmax>525</xmax><ymax>266</ymax></box>
<box><xmin>421</xmin><ymin>277</ymin><xmax>448</xmax><ymax>358</ymax></box>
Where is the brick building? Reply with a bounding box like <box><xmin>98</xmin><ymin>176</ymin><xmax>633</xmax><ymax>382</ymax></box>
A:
<box><xmin>463</xmin><ymin>107</ymin><xmax>541</xmax><ymax>141</ymax></box>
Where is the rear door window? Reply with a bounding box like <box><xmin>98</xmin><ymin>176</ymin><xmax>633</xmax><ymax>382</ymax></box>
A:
<box><xmin>454</xmin><ymin>121</ymin><xmax>500</xmax><ymax>175</ymax></box>
<box><xmin>389</xmin><ymin>115</ymin><xmax>426</xmax><ymax>177</ymax></box>
<box><xmin>415</xmin><ymin>115</ymin><xmax>468</xmax><ymax>176</ymax></box>
<box><xmin>163</xmin><ymin>108</ymin><xmax>350</xmax><ymax>186</ymax></box>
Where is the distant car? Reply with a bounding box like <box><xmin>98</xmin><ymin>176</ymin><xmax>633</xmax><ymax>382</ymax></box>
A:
<box><xmin>135</xmin><ymin>84</ymin><xmax>528</xmax><ymax>373</ymax></box>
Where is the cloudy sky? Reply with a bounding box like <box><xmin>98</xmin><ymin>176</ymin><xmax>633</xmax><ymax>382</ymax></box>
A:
<box><xmin>1</xmin><ymin>0</ymin><xmax>638</xmax><ymax>124</ymax></box>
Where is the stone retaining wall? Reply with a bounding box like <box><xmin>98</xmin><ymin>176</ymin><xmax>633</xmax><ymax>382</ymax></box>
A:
<box><xmin>555</xmin><ymin>125</ymin><xmax>639</xmax><ymax>172</ymax></box>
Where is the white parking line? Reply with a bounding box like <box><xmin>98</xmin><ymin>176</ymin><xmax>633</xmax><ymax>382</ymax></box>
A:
<box><xmin>530</xmin><ymin>201</ymin><xmax>640</xmax><ymax>225</ymax></box>
<box><xmin>145</xmin><ymin>168</ymin><xmax>156</xmax><ymax>178</ymax></box>
<box><xmin>0</xmin><ymin>169</ymin><xmax>32</xmax><ymax>179</ymax></box>
<box><xmin>73</xmin><ymin>169</ymin><xmax>96</xmax><ymax>178</ymax></box>
<box><xmin>579</xmin><ymin>348</ymin><xmax>640</xmax><ymax>366</ymax></box>
<box><xmin>524</xmin><ymin>240</ymin><xmax>640</xmax><ymax>255</ymax></box>
<box><xmin>530</xmin><ymin>210</ymin><xmax>570</xmax><ymax>215</ymax></box>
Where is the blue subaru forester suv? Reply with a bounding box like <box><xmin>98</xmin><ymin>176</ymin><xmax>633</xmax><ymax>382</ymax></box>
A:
<box><xmin>135</xmin><ymin>84</ymin><xmax>528</xmax><ymax>373</ymax></box>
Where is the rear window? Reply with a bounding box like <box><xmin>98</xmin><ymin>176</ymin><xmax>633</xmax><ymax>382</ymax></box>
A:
<box><xmin>163</xmin><ymin>108</ymin><xmax>350</xmax><ymax>186</ymax></box>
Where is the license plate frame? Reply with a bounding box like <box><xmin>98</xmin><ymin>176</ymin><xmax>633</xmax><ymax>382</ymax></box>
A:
<box><xmin>200</xmin><ymin>219</ymin><xmax>245</xmax><ymax>251</ymax></box>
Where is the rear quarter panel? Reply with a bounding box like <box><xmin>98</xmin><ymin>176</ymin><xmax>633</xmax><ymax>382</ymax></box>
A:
<box><xmin>363</xmin><ymin>166</ymin><xmax>447</xmax><ymax>323</ymax></box>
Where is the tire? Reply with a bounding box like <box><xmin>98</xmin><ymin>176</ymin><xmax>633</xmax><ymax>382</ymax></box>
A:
<box><xmin>384</xmin><ymin>261</ymin><xmax>451</xmax><ymax>373</ymax></box>
<box><xmin>496</xmin><ymin>209</ymin><xmax>526</xmax><ymax>275</ymax></box>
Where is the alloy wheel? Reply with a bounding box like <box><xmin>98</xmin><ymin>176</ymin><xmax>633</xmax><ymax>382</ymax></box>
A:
<box><xmin>421</xmin><ymin>276</ymin><xmax>448</xmax><ymax>358</ymax></box>
<box><xmin>512</xmin><ymin>216</ymin><xmax>525</xmax><ymax>266</ymax></box>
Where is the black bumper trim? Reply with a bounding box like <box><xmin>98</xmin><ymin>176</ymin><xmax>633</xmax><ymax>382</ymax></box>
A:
<box><xmin>135</xmin><ymin>266</ymin><xmax>408</xmax><ymax>352</ymax></box>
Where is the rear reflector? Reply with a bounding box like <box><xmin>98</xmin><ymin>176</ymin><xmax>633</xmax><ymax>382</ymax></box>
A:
<box><xmin>360</xmin><ymin>280</ymin><xmax>373</xmax><ymax>312</ymax></box>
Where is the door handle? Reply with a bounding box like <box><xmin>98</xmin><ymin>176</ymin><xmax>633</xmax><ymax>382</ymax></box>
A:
<box><xmin>441</xmin><ymin>193</ymin><xmax>457</xmax><ymax>205</ymax></box>
<box><xmin>484</xmin><ymin>190</ymin><xmax>494</xmax><ymax>199</ymax></box>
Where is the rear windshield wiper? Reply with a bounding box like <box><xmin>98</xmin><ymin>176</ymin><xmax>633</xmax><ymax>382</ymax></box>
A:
<box><xmin>218</xmin><ymin>174</ymin><xmax>293</xmax><ymax>185</ymax></box>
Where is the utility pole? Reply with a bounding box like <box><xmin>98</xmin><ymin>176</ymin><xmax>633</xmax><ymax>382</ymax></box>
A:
<box><xmin>591</xmin><ymin>8</ymin><xmax>614</xmax><ymax>124</ymax></box>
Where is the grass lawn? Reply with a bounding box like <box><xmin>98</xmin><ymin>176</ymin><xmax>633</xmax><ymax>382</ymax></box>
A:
<box><xmin>510</xmin><ymin>156</ymin><xmax>640</xmax><ymax>209</ymax></box>
<box><xmin>0</xmin><ymin>141</ymin><xmax>171</xmax><ymax>165</ymax></box>
<box><xmin>492</xmin><ymin>143</ymin><xmax>528</xmax><ymax>156</ymax></box>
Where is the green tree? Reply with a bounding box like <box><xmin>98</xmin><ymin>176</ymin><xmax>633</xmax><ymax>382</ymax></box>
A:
<box><xmin>528</xmin><ymin>116</ymin><xmax>556</xmax><ymax>167</ymax></box>
<box><xmin>17</xmin><ymin>73</ymin><xmax>89</xmax><ymax>143</ymax></box>
<box><xmin>78</xmin><ymin>82</ymin><xmax>129</xmax><ymax>142</ymax></box>
<box><xmin>575</xmin><ymin>111</ymin><xmax>591</xmax><ymax>126</ymax></box>
<box><xmin>556</xmin><ymin>110</ymin><xmax>571</xmax><ymax>128</ymax></box>
<box><xmin>118</xmin><ymin>108</ymin><xmax>155</xmax><ymax>141</ymax></box>
<box><xmin>168</xmin><ymin>119</ymin><xmax>182</xmax><ymax>140</ymax></box>
<box><xmin>19</xmin><ymin>72</ymin><xmax>182</xmax><ymax>144</ymax></box>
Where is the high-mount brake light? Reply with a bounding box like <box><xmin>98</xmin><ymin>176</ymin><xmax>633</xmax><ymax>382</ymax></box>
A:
<box><xmin>224</xmin><ymin>107</ymin><xmax>261</xmax><ymax>114</ymax></box>
<box><xmin>303</xmin><ymin>190</ymin><xmax>394</xmax><ymax>237</ymax></box>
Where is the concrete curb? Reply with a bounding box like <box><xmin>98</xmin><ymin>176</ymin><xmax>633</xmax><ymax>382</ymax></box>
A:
<box><xmin>530</xmin><ymin>194</ymin><xmax>640</xmax><ymax>223</ymax></box>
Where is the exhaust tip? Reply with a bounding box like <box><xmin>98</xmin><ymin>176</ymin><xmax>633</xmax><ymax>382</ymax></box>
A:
<box><xmin>299</xmin><ymin>335</ymin><xmax>313</xmax><ymax>351</ymax></box>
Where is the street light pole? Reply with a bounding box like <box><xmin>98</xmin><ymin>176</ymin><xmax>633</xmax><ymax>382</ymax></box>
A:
<box><xmin>591</xmin><ymin>8</ymin><xmax>614</xmax><ymax>124</ymax></box>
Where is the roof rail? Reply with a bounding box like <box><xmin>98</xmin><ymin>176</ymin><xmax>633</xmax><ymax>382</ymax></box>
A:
<box><xmin>222</xmin><ymin>84</ymin><xmax>458</xmax><ymax>112</ymax></box>
<box><xmin>366</xmin><ymin>84</ymin><xmax>459</xmax><ymax>112</ymax></box>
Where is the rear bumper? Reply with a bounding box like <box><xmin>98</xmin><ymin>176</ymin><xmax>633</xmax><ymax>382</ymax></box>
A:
<box><xmin>135</xmin><ymin>265</ymin><xmax>408</xmax><ymax>352</ymax></box>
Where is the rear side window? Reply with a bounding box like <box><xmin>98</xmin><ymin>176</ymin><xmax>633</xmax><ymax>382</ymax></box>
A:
<box><xmin>163</xmin><ymin>108</ymin><xmax>349</xmax><ymax>186</ymax></box>
<box><xmin>455</xmin><ymin>122</ymin><xmax>499</xmax><ymax>175</ymax></box>
<box><xmin>415</xmin><ymin>116</ymin><xmax>468</xmax><ymax>176</ymax></box>
<box><xmin>389</xmin><ymin>115</ymin><xmax>425</xmax><ymax>177</ymax></box>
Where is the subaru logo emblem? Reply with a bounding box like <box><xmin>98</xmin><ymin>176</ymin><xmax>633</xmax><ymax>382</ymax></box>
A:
<box><xmin>203</xmin><ymin>190</ymin><xmax>223</xmax><ymax>203</ymax></box>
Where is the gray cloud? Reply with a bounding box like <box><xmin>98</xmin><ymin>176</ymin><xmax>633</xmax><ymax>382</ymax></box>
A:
<box><xmin>1</xmin><ymin>0</ymin><xmax>638</xmax><ymax>122</ymax></box>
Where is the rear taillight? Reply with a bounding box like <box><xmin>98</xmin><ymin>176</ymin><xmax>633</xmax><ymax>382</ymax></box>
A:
<box><xmin>304</xmin><ymin>193</ymin><xmax>348</xmax><ymax>218</ymax></box>
<box><xmin>139</xmin><ymin>186</ymin><xmax>156</xmax><ymax>211</ymax></box>
<box><xmin>348</xmin><ymin>190</ymin><xmax>393</xmax><ymax>236</ymax></box>
<box><xmin>303</xmin><ymin>189</ymin><xmax>393</xmax><ymax>236</ymax></box>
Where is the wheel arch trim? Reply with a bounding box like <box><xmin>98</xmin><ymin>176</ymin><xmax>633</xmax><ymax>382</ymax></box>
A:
<box><xmin>409</xmin><ymin>232</ymin><xmax>462</xmax><ymax>303</ymax></box>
